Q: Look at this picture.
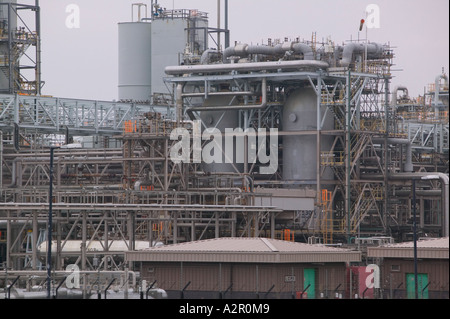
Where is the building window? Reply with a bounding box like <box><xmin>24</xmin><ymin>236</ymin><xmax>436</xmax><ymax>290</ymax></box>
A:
<box><xmin>391</xmin><ymin>264</ymin><xmax>400</xmax><ymax>272</ymax></box>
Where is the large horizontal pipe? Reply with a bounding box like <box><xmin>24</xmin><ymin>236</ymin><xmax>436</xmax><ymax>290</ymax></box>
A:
<box><xmin>165</xmin><ymin>60</ymin><xmax>329</xmax><ymax>75</ymax></box>
<box><xmin>37</xmin><ymin>240</ymin><xmax>155</xmax><ymax>254</ymax></box>
<box><xmin>0</xmin><ymin>202</ymin><xmax>281</xmax><ymax>212</ymax></box>
<box><xmin>0</xmin><ymin>215</ymin><xmax>242</xmax><ymax>223</ymax></box>
<box><xmin>13</xmin><ymin>156</ymin><xmax>119</xmax><ymax>162</ymax></box>
<box><xmin>185</xmin><ymin>187</ymin><xmax>243</xmax><ymax>193</ymax></box>
<box><xmin>393</xmin><ymin>189</ymin><xmax>442</xmax><ymax>197</ymax></box>
<box><xmin>2</xmin><ymin>149</ymin><xmax>123</xmax><ymax>158</ymax></box>
<box><xmin>188</xmin><ymin>77</ymin><xmax>267</xmax><ymax>112</ymax></box>
<box><xmin>181</xmin><ymin>91</ymin><xmax>254</xmax><ymax>98</ymax></box>
<box><xmin>0</xmin><ymin>270</ymin><xmax>137</xmax><ymax>287</ymax></box>
<box><xmin>340</xmin><ymin>42</ymin><xmax>384</xmax><ymax>67</ymax></box>
<box><xmin>222</xmin><ymin>42</ymin><xmax>314</xmax><ymax>63</ymax></box>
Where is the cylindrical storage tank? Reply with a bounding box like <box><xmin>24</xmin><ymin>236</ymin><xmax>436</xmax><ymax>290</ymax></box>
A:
<box><xmin>282</xmin><ymin>87</ymin><xmax>334</xmax><ymax>183</ymax></box>
<box><xmin>118</xmin><ymin>22</ymin><xmax>152</xmax><ymax>101</ymax></box>
<box><xmin>200</xmin><ymin>96</ymin><xmax>242</xmax><ymax>174</ymax></box>
<box><xmin>0</xmin><ymin>0</ymin><xmax>17</xmax><ymax>28</ymax></box>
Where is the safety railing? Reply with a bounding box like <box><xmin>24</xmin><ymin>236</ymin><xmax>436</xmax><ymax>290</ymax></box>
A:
<box><xmin>320</xmin><ymin>151</ymin><xmax>345</xmax><ymax>166</ymax></box>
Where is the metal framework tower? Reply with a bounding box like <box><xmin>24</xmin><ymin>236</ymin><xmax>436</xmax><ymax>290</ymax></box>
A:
<box><xmin>0</xmin><ymin>0</ymin><xmax>41</xmax><ymax>95</ymax></box>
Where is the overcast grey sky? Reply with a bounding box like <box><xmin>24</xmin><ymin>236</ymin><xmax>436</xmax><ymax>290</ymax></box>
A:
<box><xmin>28</xmin><ymin>0</ymin><xmax>449</xmax><ymax>101</ymax></box>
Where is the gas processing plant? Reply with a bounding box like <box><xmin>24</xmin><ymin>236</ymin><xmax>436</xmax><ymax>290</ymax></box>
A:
<box><xmin>0</xmin><ymin>1</ymin><xmax>448</xmax><ymax>299</ymax></box>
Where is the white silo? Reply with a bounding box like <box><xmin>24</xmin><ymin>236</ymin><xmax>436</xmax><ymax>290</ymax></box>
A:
<box><xmin>118</xmin><ymin>7</ymin><xmax>209</xmax><ymax>102</ymax></box>
<box><xmin>118</xmin><ymin>21</ymin><xmax>152</xmax><ymax>102</ymax></box>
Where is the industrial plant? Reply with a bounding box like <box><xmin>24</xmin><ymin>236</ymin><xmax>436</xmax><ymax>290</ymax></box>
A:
<box><xmin>0</xmin><ymin>0</ymin><xmax>448</xmax><ymax>299</ymax></box>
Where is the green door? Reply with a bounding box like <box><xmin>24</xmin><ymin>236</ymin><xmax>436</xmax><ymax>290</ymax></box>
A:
<box><xmin>303</xmin><ymin>268</ymin><xmax>316</xmax><ymax>299</ymax></box>
<box><xmin>406</xmin><ymin>273</ymin><xmax>429</xmax><ymax>299</ymax></box>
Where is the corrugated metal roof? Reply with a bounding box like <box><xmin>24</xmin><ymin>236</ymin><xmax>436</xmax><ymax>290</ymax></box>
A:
<box><xmin>367</xmin><ymin>237</ymin><xmax>449</xmax><ymax>259</ymax></box>
<box><xmin>125</xmin><ymin>238</ymin><xmax>361</xmax><ymax>264</ymax></box>
<box><xmin>381</xmin><ymin>237</ymin><xmax>449</xmax><ymax>249</ymax></box>
<box><xmin>141</xmin><ymin>237</ymin><xmax>356</xmax><ymax>253</ymax></box>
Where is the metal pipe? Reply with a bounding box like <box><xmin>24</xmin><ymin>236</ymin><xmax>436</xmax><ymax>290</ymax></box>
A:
<box><xmin>7</xmin><ymin>159</ymin><xmax>18</xmax><ymax>187</ymax></box>
<box><xmin>165</xmin><ymin>60</ymin><xmax>328</xmax><ymax>75</ymax></box>
<box><xmin>47</xmin><ymin>146</ymin><xmax>58</xmax><ymax>299</ymax></box>
<box><xmin>392</xmin><ymin>85</ymin><xmax>409</xmax><ymax>108</ymax></box>
<box><xmin>384</xmin><ymin>76</ymin><xmax>391</xmax><ymax>234</ymax></box>
<box><xmin>54</xmin><ymin>276</ymin><xmax>67</xmax><ymax>299</ymax></box>
<box><xmin>221</xmin><ymin>42</ymin><xmax>314</xmax><ymax>63</ymax></box>
<box><xmin>145</xmin><ymin>280</ymin><xmax>157</xmax><ymax>299</ymax></box>
<box><xmin>300</xmin><ymin>283</ymin><xmax>311</xmax><ymax>299</ymax></box>
<box><xmin>393</xmin><ymin>189</ymin><xmax>442</xmax><ymax>197</ymax></box>
<box><xmin>346</xmin><ymin>69</ymin><xmax>351</xmax><ymax>243</ymax></box>
<box><xmin>2</xmin><ymin>270</ymin><xmax>137</xmax><ymax>287</ymax></box>
<box><xmin>104</xmin><ymin>278</ymin><xmax>116</xmax><ymax>299</ymax></box>
<box><xmin>15</xmin><ymin>156</ymin><xmax>119</xmax><ymax>162</ymax></box>
<box><xmin>134</xmin><ymin>180</ymin><xmax>148</xmax><ymax>191</ymax></box>
<box><xmin>217</xmin><ymin>0</ymin><xmax>220</xmax><ymax>50</ymax></box>
<box><xmin>412</xmin><ymin>179</ymin><xmax>418</xmax><ymax>299</ymax></box>
<box><xmin>182</xmin><ymin>91</ymin><xmax>254</xmax><ymax>97</ymax></box>
<box><xmin>7</xmin><ymin>276</ymin><xmax>20</xmax><ymax>299</ymax></box>
<box><xmin>373</xmin><ymin>137</ymin><xmax>413</xmax><ymax>172</ymax></box>
<box><xmin>1</xmin><ymin>202</ymin><xmax>280</xmax><ymax>211</ymax></box>
<box><xmin>340</xmin><ymin>42</ymin><xmax>384</xmax><ymax>68</ymax></box>
<box><xmin>369</xmin><ymin>172</ymin><xmax>449</xmax><ymax>237</ymax></box>
<box><xmin>233</xmin><ymin>196</ymin><xmax>242</xmax><ymax>205</ymax></box>
<box><xmin>189</xmin><ymin>77</ymin><xmax>267</xmax><ymax>111</ymax></box>
<box><xmin>265</xmin><ymin>284</ymin><xmax>275</xmax><ymax>298</ymax></box>
<box><xmin>187</xmin><ymin>187</ymin><xmax>242</xmax><ymax>193</ymax></box>
<box><xmin>176</xmin><ymin>83</ymin><xmax>183</xmax><ymax>122</ymax></box>
<box><xmin>0</xmin><ymin>131</ymin><xmax>2</xmax><ymax>188</ymax></box>
<box><xmin>224</xmin><ymin>0</ymin><xmax>229</xmax><ymax>48</ymax></box>
<box><xmin>35</xmin><ymin>0</ymin><xmax>41</xmax><ymax>95</ymax></box>
<box><xmin>291</xmin><ymin>42</ymin><xmax>314</xmax><ymax>60</ymax></box>
<box><xmin>389</xmin><ymin>138</ymin><xmax>413</xmax><ymax>173</ymax></box>
<box><xmin>200</xmin><ymin>49</ymin><xmax>221</xmax><ymax>64</ymax></box>
<box><xmin>434</xmin><ymin>73</ymin><xmax>449</xmax><ymax>118</ymax></box>
<box><xmin>246</xmin><ymin>44</ymin><xmax>280</xmax><ymax>57</ymax></box>
<box><xmin>181</xmin><ymin>281</ymin><xmax>191</xmax><ymax>299</ymax></box>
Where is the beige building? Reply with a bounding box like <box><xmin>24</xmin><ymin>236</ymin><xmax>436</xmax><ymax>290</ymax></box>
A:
<box><xmin>126</xmin><ymin>237</ymin><xmax>361</xmax><ymax>299</ymax></box>
<box><xmin>367</xmin><ymin>237</ymin><xmax>449</xmax><ymax>299</ymax></box>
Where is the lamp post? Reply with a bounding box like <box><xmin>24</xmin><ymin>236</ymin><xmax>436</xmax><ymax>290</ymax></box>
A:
<box><xmin>412</xmin><ymin>179</ymin><xmax>418</xmax><ymax>299</ymax></box>
<box><xmin>47</xmin><ymin>146</ymin><xmax>59</xmax><ymax>299</ymax></box>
